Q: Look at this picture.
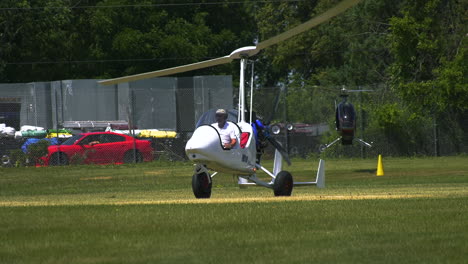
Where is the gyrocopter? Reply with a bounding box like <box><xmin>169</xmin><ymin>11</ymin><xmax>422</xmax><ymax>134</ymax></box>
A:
<box><xmin>100</xmin><ymin>0</ymin><xmax>363</xmax><ymax>198</ymax></box>
<box><xmin>320</xmin><ymin>86</ymin><xmax>373</xmax><ymax>152</ymax></box>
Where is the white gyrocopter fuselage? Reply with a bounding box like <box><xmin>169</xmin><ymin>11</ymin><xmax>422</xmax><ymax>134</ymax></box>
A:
<box><xmin>186</xmin><ymin>121</ymin><xmax>256</xmax><ymax>175</ymax></box>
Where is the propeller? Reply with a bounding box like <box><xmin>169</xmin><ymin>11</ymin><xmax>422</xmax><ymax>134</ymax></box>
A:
<box><xmin>264</xmin><ymin>88</ymin><xmax>282</xmax><ymax>126</ymax></box>
<box><xmin>266</xmin><ymin>136</ymin><xmax>292</xmax><ymax>166</ymax></box>
<box><xmin>99</xmin><ymin>0</ymin><xmax>362</xmax><ymax>86</ymax></box>
<box><xmin>256</xmin><ymin>87</ymin><xmax>292</xmax><ymax>165</ymax></box>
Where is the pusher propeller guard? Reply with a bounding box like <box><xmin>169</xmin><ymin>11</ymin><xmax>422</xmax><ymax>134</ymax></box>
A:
<box><xmin>266</xmin><ymin>137</ymin><xmax>291</xmax><ymax>166</ymax></box>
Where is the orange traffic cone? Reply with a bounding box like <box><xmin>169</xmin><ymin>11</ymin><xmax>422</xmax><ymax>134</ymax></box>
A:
<box><xmin>376</xmin><ymin>154</ymin><xmax>384</xmax><ymax>176</ymax></box>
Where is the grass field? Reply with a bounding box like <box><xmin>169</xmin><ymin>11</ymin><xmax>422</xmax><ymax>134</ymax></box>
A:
<box><xmin>0</xmin><ymin>156</ymin><xmax>467</xmax><ymax>263</ymax></box>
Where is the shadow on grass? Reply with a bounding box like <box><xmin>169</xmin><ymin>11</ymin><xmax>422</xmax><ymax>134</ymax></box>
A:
<box><xmin>354</xmin><ymin>169</ymin><xmax>376</xmax><ymax>174</ymax></box>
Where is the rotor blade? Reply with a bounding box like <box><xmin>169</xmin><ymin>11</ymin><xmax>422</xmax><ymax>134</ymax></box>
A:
<box><xmin>346</xmin><ymin>89</ymin><xmax>374</xmax><ymax>92</ymax></box>
<box><xmin>267</xmin><ymin>137</ymin><xmax>291</xmax><ymax>165</ymax></box>
<box><xmin>257</xmin><ymin>0</ymin><xmax>362</xmax><ymax>50</ymax></box>
<box><xmin>99</xmin><ymin>56</ymin><xmax>232</xmax><ymax>85</ymax></box>
<box><xmin>99</xmin><ymin>0</ymin><xmax>362</xmax><ymax>85</ymax></box>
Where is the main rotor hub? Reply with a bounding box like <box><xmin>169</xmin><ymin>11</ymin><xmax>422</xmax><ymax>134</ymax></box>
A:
<box><xmin>229</xmin><ymin>46</ymin><xmax>259</xmax><ymax>59</ymax></box>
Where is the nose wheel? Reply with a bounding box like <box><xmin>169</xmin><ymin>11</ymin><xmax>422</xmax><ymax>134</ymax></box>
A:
<box><xmin>192</xmin><ymin>165</ymin><xmax>212</xmax><ymax>198</ymax></box>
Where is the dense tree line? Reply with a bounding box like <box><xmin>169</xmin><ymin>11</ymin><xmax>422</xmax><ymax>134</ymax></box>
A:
<box><xmin>254</xmin><ymin>0</ymin><xmax>466</xmax><ymax>155</ymax></box>
<box><xmin>0</xmin><ymin>0</ymin><xmax>257</xmax><ymax>82</ymax></box>
<box><xmin>1</xmin><ymin>0</ymin><xmax>466</xmax><ymax>154</ymax></box>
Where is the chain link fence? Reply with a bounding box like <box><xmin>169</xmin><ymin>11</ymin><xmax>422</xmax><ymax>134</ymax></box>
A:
<box><xmin>0</xmin><ymin>78</ymin><xmax>466</xmax><ymax>167</ymax></box>
<box><xmin>250</xmin><ymin>85</ymin><xmax>467</xmax><ymax>160</ymax></box>
<box><xmin>0</xmin><ymin>77</ymin><xmax>232</xmax><ymax>166</ymax></box>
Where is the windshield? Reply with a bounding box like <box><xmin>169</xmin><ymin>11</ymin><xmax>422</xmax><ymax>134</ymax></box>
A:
<box><xmin>196</xmin><ymin>109</ymin><xmax>238</xmax><ymax>128</ymax></box>
<box><xmin>339</xmin><ymin>103</ymin><xmax>355</xmax><ymax>121</ymax></box>
<box><xmin>61</xmin><ymin>134</ymin><xmax>84</xmax><ymax>145</ymax></box>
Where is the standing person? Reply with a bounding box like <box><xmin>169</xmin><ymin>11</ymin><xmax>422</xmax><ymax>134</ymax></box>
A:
<box><xmin>212</xmin><ymin>109</ymin><xmax>237</xmax><ymax>149</ymax></box>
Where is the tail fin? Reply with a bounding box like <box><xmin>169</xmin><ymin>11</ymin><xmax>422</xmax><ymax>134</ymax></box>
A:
<box><xmin>316</xmin><ymin>159</ymin><xmax>325</xmax><ymax>188</ymax></box>
<box><xmin>293</xmin><ymin>159</ymin><xmax>325</xmax><ymax>188</ymax></box>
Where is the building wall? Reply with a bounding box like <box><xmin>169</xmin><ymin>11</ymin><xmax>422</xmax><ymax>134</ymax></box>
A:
<box><xmin>0</xmin><ymin>76</ymin><xmax>232</xmax><ymax>131</ymax></box>
<box><xmin>128</xmin><ymin>78</ymin><xmax>177</xmax><ymax>130</ymax></box>
<box><xmin>0</xmin><ymin>82</ymin><xmax>51</xmax><ymax>129</ymax></box>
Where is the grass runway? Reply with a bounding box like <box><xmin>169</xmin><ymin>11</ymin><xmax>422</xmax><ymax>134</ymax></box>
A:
<box><xmin>0</xmin><ymin>157</ymin><xmax>467</xmax><ymax>263</ymax></box>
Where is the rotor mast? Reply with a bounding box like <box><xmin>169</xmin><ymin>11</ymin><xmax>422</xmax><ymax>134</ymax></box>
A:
<box><xmin>238</xmin><ymin>57</ymin><xmax>247</xmax><ymax>123</ymax></box>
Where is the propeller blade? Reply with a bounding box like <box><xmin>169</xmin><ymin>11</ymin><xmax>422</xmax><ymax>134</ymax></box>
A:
<box><xmin>267</xmin><ymin>137</ymin><xmax>291</xmax><ymax>165</ymax></box>
<box><xmin>257</xmin><ymin>0</ymin><xmax>362</xmax><ymax>50</ymax></box>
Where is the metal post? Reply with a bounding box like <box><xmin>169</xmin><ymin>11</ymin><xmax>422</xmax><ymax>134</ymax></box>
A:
<box><xmin>359</xmin><ymin>89</ymin><xmax>364</xmax><ymax>159</ymax></box>
<box><xmin>283</xmin><ymin>84</ymin><xmax>289</xmax><ymax>155</ymax></box>
<box><xmin>33</xmin><ymin>83</ymin><xmax>38</xmax><ymax>127</ymax></box>
<box><xmin>54</xmin><ymin>86</ymin><xmax>61</xmax><ymax>165</ymax></box>
<box><xmin>433</xmin><ymin>116</ymin><xmax>439</xmax><ymax>157</ymax></box>
<box><xmin>131</xmin><ymin>90</ymin><xmax>137</xmax><ymax>163</ymax></box>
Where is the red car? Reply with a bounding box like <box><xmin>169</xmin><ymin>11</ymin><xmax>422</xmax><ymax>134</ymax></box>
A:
<box><xmin>43</xmin><ymin>132</ymin><xmax>153</xmax><ymax>165</ymax></box>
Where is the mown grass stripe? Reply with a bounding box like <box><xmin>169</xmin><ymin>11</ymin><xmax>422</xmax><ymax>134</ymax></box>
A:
<box><xmin>0</xmin><ymin>193</ymin><xmax>456</xmax><ymax>207</ymax></box>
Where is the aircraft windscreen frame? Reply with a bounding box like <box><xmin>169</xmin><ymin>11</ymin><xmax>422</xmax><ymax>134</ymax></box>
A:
<box><xmin>195</xmin><ymin>109</ymin><xmax>238</xmax><ymax>128</ymax></box>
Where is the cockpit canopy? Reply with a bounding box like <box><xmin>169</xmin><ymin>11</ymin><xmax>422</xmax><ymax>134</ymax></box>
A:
<box><xmin>196</xmin><ymin>109</ymin><xmax>238</xmax><ymax>128</ymax></box>
<box><xmin>336</xmin><ymin>102</ymin><xmax>356</xmax><ymax>130</ymax></box>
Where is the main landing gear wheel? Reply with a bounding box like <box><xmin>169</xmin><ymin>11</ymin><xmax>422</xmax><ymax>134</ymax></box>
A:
<box><xmin>192</xmin><ymin>172</ymin><xmax>212</xmax><ymax>199</ymax></box>
<box><xmin>273</xmin><ymin>171</ymin><xmax>293</xmax><ymax>196</ymax></box>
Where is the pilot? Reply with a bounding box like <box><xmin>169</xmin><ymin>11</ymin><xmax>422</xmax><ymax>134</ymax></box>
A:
<box><xmin>213</xmin><ymin>109</ymin><xmax>237</xmax><ymax>149</ymax></box>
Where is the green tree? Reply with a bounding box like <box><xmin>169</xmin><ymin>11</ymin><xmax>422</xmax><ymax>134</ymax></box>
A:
<box><xmin>87</xmin><ymin>0</ymin><xmax>257</xmax><ymax>79</ymax></box>
<box><xmin>254</xmin><ymin>0</ymin><xmax>405</xmax><ymax>126</ymax></box>
<box><xmin>388</xmin><ymin>0</ymin><xmax>467</xmax><ymax>152</ymax></box>
<box><xmin>0</xmin><ymin>0</ymin><xmax>33</xmax><ymax>82</ymax></box>
<box><xmin>388</xmin><ymin>0</ymin><xmax>467</xmax><ymax>113</ymax></box>
<box><xmin>1</xmin><ymin>0</ymin><xmax>78</xmax><ymax>82</ymax></box>
<box><xmin>1</xmin><ymin>0</ymin><xmax>258</xmax><ymax>82</ymax></box>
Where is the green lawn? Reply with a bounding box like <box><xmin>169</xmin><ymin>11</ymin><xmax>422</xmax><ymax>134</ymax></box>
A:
<box><xmin>0</xmin><ymin>157</ymin><xmax>467</xmax><ymax>263</ymax></box>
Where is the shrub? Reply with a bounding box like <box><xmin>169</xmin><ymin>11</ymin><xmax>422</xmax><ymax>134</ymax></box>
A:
<box><xmin>8</xmin><ymin>149</ymin><xmax>27</xmax><ymax>167</ymax></box>
<box><xmin>27</xmin><ymin>140</ymin><xmax>51</xmax><ymax>161</ymax></box>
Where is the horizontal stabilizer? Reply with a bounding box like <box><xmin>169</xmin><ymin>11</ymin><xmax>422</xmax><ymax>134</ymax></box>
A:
<box><xmin>238</xmin><ymin>159</ymin><xmax>325</xmax><ymax>188</ymax></box>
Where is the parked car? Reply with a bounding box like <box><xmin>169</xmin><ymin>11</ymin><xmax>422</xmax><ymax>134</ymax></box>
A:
<box><xmin>43</xmin><ymin>132</ymin><xmax>153</xmax><ymax>165</ymax></box>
